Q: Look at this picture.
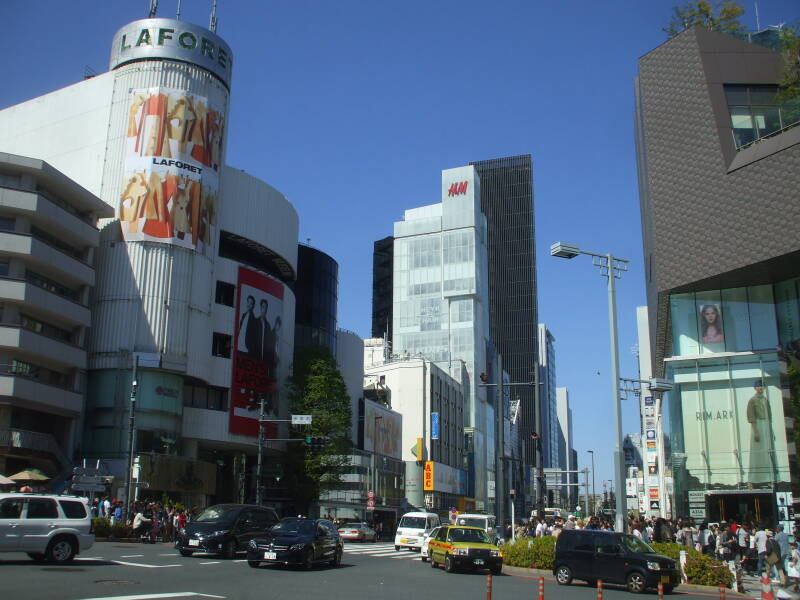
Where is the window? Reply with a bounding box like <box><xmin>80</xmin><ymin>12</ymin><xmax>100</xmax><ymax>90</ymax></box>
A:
<box><xmin>215</xmin><ymin>281</ymin><xmax>235</xmax><ymax>306</ymax></box>
<box><xmin>26</xmin><ymin>498</ymin><xmax>58</xmax><ymax>519</ymax></box>
<box><xmin>725</xmin><ymin>85</ymin><xmax>800</xmax><ymax>149</ymax></box>
<box><xmin>0</xmin><ymin>498</ymin><xmax>23</xmax><ymax>518</ymax></box>
<box><xmin>0</xmin><ymin>261</ymin><xmax>8</xmax><ymax>277</ymax></box>
<box><xmin>30</xmin><ymin>226</ymin><xmax>83</xmax><ymax>261</ymax></box>
<box><xmin>59</xmin><ymin>500</ymin><xmax>87</xmax><ymax>519</ymax></box>
<box><xmin>20</xmin><ymin>313</ymin><xmax>72</xmax><ymax>342</ymax></box>
<box><xmin>183</xmin><ymin>383</ymin><xmax>229</xmax><ymax>412</ymax></box>
<box><xmin>0</xmin><ymin>216</ymin><xmax>15</xmax><ymax>231</ymax></box>
<box><xmin>212</xmin><ymin>333</ymin><xmax>232</xmax><ymax>358</ymax></box>
<box><xmin>25</xmin><ymin>269</ymin><xmax>81</xmax><ymax>302</ymax></box>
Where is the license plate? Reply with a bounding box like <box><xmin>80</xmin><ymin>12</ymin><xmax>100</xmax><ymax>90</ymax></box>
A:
<box><xmin>661</xmin><ymin>575</ymin><xmax>670</xmax><ymax>583</ymax></box>
<box><xmin>188</xmin><ymin>539</ymin><xmax>199</xmax><ymax>547</ymax></box>
<box><xmin>474</xmin><ymin>559</ymin><xmax>485</xmax><ymax>565</ymax></box>
<box><xmin>264</xmin><ymin>551</ymin><xmax>277</xmax><ymax>560</ymax></box>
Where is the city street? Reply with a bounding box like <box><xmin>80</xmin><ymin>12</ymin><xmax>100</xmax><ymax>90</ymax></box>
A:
<box><xmin>1</xmin><ymin>540</ymin><xmax>738</xmax><ymax>600</ymax></box>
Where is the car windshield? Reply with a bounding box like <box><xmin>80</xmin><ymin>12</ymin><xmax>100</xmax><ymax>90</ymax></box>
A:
<box><xmin>621</xmin><ymin>534</ymin><xmax>657</xmax><ymax>554</ymax></box>
<box><xmin>456</xmin><ymin>517</ymin><xmax>486</xmax><ymax>528</ymax></box>
<box><xmin>399</xmin><ymin>516</ymin><xmax>427</xmax><ymax>529</ymax></box>
<box><xmin>448</xmin><ymin>528</ymin><xmax>490</xmax><ymax>543</ymax></box>
<box><xmin>194</xmin><ymin>506</ymin><xmax>237</xmax><ymax>524</ymax></box>
<box><xmin>271</xmin><ymin>519</ymin><xmax>315</xmax><ymax>536</ymax></box>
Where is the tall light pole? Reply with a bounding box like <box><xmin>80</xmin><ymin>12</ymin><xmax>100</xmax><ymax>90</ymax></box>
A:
<box><xmin>551</xmin><ymin>242</ymin><xmax>628</xmax><ymax>532</ymax></box>
<box><xmin>587</xmin><ymin>450</ymin><xmax>596</xmax><ymax>516</ymax></box>
<box><xmin>123</xmin><ymin>354</ymin><xmax>138</xmax><ymax>524</ymax></box>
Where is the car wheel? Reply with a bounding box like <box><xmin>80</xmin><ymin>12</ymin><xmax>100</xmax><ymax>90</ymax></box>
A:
<box><xmin>555</xmin><ymin>565</ymin><xmax>573</xmax><ymax>585</ymax></box>
<box><xmin>222</xmin><ymin>540</ymin><xmax>236</xmax><ymax>559</ymax></box>
<box><xmin>248</xmin><ymin>560</ymin><xmax>261</xmax><ymax>568</ymax></box>
<box><xmin>27</xmin><ymin>553</ymin><xmax>46</xmax><ymax>562</ymax></box>
<box><xmin>179</xmin><ymin>550</ymin><xmax>193</xmax><ymax>557</ymax></box>
<box><xmin>330</xmin><ymin>548</ymin><xmax>342</xmax><ymax>567</ymax></box>
<box><xmin>626</xmin><ymin>572</ymin><xmax>646</xmax><ymax>593</ymax></box>
<box><xmin>46</xmin><ymin>536</ymin><xmax>76</xmax><ymax>564</ymax></box>
<box><xmin>444</xmin><ymin>555</ymin><xmax>456</xmax><ymax>573</ymax></box>
<box><xmin>395</xmin><ymin>546</ymin><xmax>401</xmax><ymax>551</ymax></box>
<box><xmin>303</xmin><ymin>548</ymin><xmax>314</xmax><ymax>571</ymax></box>
<box><xmin>421</xmin><ymin>555</ymin><xmax>428</xmax><ymax>562</ymax></box>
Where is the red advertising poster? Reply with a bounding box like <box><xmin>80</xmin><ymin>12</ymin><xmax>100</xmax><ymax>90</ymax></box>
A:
<box><xmin>229</xmin><ymin>266</ymin><xmax>284</xmax><ymax>436</ymax></box>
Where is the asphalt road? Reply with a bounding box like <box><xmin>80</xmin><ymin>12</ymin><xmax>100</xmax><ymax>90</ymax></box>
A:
<box><xmin>0</xmin><ymin>541</ymin><xmax>733</xmax><ymax>600</ymax></box>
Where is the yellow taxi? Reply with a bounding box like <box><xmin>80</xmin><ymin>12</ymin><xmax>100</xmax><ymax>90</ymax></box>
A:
<box><xmin>428</xmin><ymin>525</ymin><xmax>502</xmax><ymax>574</ymax></box>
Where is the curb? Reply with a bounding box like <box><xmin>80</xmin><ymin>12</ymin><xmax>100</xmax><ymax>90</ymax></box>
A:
<box><xmin>502</xmin><ymin>566</ymin><xmax>750</xmax><ymax>597</ymax></box>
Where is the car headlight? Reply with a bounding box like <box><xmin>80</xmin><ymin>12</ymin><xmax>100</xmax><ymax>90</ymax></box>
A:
<box><xmin>490</xmin><ymin>550</ymin><xmax>501</xmax><ymax>557</ymax></box>
<box><xmin>248</xmin><ymin>540</ymin><xmax>258</xmax><ymax>550</ymax></box>
<box><xmin>290</xmin><ymin>543</ymin><xmax>306</xmax><ymax>551</ymax></box>
<box><xmin>647</xmin><ymin>561</ymin><xmax>661</xmax><ymax>571</ymax></box>
<box><xmin>453</xmin><ymin>548</ymin><xmax>469</xmax><ymax>556</ymax></box>
<box><xmin>213</xmin><ymin>530</ymin><xmax>230</xmax><ymax>537</ymax></box>
<box><xmin>179</xmin><ymin>528</ymin><xmax>186</xmax><ymax>535</ymax></box>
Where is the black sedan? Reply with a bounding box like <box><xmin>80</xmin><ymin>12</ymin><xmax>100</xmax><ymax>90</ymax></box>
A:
<box><xmin>174</xmin><ymin>504</ymin><xmax>279</xmax><ymax>558</ymax></box>
<box><xmin>247</xmin><ymin>518</ymin><xmax>343</xmax><ymax>569</ymax></box>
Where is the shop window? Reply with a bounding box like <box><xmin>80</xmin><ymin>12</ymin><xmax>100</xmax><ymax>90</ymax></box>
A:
<box><xmin>721</xmin><ymin>287</ymin><xmax>751</xmax><ymax>352</ymax></box>
<box><xmin>212</xmin><ymin>332</ymin><xmax>232</xmax><ymax>358</ymax></box>
<box><xmin>775</xmin><ymin>278</ymin><xmax>800</xmax><ymax>347</ymax></box>
<box><xmin>748</xmin><ymin>285</ymin><xmax>778</xmax><ymax>350</ymax></box>
<box><xmin>215</xmin><ymin>281</ymin><xmax>235</xmax><ymax>306</ymax></box>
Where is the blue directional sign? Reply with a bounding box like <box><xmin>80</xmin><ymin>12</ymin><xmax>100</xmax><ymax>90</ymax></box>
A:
<box><xmin>431</xmin><ymin>412</ymin><xmax>440</xmax><ymax>440</ymax></box>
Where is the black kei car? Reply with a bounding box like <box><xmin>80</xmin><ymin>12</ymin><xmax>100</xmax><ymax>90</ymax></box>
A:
<box><xmin>175</xmin><ymin>504</ymin><xmax>279</xmax><ymax>558</ymax></box>
<box><xmin>246</xmin><ymin>518</ymin><xmax>343</xmax><ymax>569</ymax></box>
<box><xmin>553</xmin><ymin>530</ymin><xmax>680</xmax><ymax>594</ymax></box>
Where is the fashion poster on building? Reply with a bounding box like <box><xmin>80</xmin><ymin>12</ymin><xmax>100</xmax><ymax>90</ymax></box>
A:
<box><xmin>229</xmin><ymin>266</ymin><xmax>284</xmax><ymax>437</ymax></box>
<box><xmin>363</xmin><ymin>403</ymin><xmax>402</xmax><ymax>460</ymax></box>
<box><xmin>119</xmin><ymin>87</ymin><xmax>224</xmax><ymax>254</ymax></box>
<box><xmin>679</xmin><ymin>371</ymin><xmax>790</xmax><ymax>486</ymax></box>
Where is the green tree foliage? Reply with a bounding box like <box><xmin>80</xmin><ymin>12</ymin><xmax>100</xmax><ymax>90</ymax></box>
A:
<box><xmin>284</xmin><ymin>345</ymin><xmax>352</xmax><ymax>513</ymax></box>
<box><xmin>664</xmin><ymin>1</ymin><xmax>746</xmax><ymax>39</ymax></box>
<box><xmin>777</xmin><ymin>27</ymin><xmax>800</xmax><ymax>106</ymax></box>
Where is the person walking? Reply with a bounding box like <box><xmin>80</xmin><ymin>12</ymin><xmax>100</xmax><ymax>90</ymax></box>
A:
<box><xmin>755</xmin><ymin>524</ymin><xmax>769</xmax><ymax>578</ymax></box>
<box><xmin>775</xmin><ymin>525</ymin><xmax>790</xmax><ymax>586</ymax></box>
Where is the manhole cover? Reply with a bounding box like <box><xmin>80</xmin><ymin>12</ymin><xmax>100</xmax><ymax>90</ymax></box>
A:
<box><xmin>41</xmin><ymin>568</ymin><xmax>86</xmax><ymax>572</ymax></box>
<box><xmin>95</xmin><ymin>580</ymin><xmax>140</xmax><ymax>585</ymax></box>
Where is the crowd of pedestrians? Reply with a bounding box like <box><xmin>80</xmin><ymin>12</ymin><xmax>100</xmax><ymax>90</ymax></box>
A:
<box><xmin>90</xmin><ymin>496</ymin><xmax>197</xmax><ymax>543</ymax></box>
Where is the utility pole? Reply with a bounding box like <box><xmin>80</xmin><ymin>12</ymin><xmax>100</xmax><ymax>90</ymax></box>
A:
<box><xmin>496</xmin><ymin>353</ymin><xmax>504</xmax><ymax>535</ymax></box>
<box><xmin>256</xmin><ymin>394</ymin><xmax>265</xmax><ymax>505</ymax></box>
<box><xmin>124</xmin><ymin>354</ymin><xmax>138</xmax><ymax>524</ymax></box>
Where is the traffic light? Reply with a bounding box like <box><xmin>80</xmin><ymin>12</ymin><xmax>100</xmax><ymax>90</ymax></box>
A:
<box><xmin>304</xmin><ymin>436</ymin><xmax>332</xmax><ymax>452</ymax></box>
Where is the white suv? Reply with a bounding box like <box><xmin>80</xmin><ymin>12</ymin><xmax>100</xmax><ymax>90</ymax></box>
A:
<box><xmin>0</xmin><ymin>493</ymin><xmax>95</xmax><ymax>563</ymax></box>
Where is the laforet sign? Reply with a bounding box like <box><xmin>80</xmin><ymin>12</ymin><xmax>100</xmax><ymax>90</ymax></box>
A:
<box><xmin>110</xmin><ymin>18</ymin><xmax>233</xmax><ymax>88</ymax></box>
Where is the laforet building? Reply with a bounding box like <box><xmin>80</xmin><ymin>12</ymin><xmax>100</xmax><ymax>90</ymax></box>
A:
<box><xmin>635</xmin><ymin>25</ymin><xmax>800</xmax><ymax>524</ymax></box>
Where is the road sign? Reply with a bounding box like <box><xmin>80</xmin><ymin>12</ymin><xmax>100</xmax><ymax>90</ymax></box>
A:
<box><xmin>131</xmin><ymin>481</ymin><xmax>149</xmax><ymax>488</ymax></box>
<box><xmin>73</xmin><ymin>475</ymin><xmax>104</xmax><ymax>485</ymax></box>
<box><xmin>431</xmin><ymin>412</ymin><xmax>440</xmax><ymax>440</ymax></box>
<box><xmin>366</xmin><ymin>499</ymin><xmax>375</xmax><ymax>510</ymax></box>
<box><xmin>71</xmin><ymin>483</ymin><xmax>106</xmax><ymax>492</ymax></box>
<box><xmin>291</xmin><ymin>414</ymin><xmax>313</xmax><ymax>425</ymax></box>
<box><xmin>367</xmin><ymin>490</ymin><xmax>375</xmax><ymax>499</ymax></box>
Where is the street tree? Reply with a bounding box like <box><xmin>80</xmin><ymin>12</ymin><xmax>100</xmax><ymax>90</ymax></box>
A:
<box><xmin>777</xmin><ymin>26</ymin><xmax>800</xmax><ymax>106</ymax></box>
<box><xmin>664</xmin><ymin>1</ymin><xmax>746</xmax><ymax>39</ymax></box>
<box><xmin>285</xmin><ymin>345</ymin><xmax>352</xmax><ymax>514</ymax></box>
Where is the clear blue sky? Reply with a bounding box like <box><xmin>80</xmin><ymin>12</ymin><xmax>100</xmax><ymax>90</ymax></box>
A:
<box><xmin>1</xmin><ymin>0</ymin><xmax>796</xmax><ymax>488</ymax></box>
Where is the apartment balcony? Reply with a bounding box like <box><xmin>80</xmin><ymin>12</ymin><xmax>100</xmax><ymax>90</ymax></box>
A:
<box><xmin>0</xmin><ymin>427</ymin><xmax>71</xmax><ymax>469</ymax></box>
<box><xmin>0</xmin><ymin>187</ymin><xmax>100</xmax><ymax>247</ymax></box>
<box><xmin>0</xmin><ymin>277</ymin><xmax>90</xmax><ymax>327</ymax></box>
<box><xmin>0</xmin><ymin>375</ymin><xmax>82</xmax><ymax>417</ymax></box>
<box><xmin>0</xmin><ymin>325</ymin><xmax>86</xmax><ymax>369</ymax></box>
<box><xmin>0</xmin><ymin>231</ymin><xmax>94</xmax><ymax>286</ymax></box>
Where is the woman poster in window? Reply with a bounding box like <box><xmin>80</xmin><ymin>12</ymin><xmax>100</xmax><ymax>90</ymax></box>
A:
<box><xmin>699</xmin><ymin>304</ymin><xmax>724</xmax><ymax>344</ymax></box>
<box><xmin>746</xmin><ymin>380</ymin><xmax>773</xmax><ymax>482</ymax></box>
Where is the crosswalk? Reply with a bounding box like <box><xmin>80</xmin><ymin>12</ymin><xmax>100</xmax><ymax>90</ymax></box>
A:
<box><xmin>343</xmin><ymin>543</ymin><xmax>424</xmax><ymax>560</ymax></box>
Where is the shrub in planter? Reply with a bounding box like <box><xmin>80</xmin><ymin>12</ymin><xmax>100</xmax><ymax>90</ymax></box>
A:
<box><xmin>649</xmin><ymin>542</ymin><xmax>703</xmax><ymax>561</ymax></box>
<box><xmin>92</xmin><ymin>517</ymin><xmax>110</xmax><ymax>538</ymax></box>
<box><xmin>502</xmin><ymin>536</ymin><xmax>556</xmax><ymax>570</ymax></box>
<box><xmin>111</xmin><ymin>522</ymin><xmax>133</xmax><ymax>539</ymax></box>
<box><xmin>649</xmin><ymin>542</ymin><xmax>733</xmax><ymax>588</ymax></box>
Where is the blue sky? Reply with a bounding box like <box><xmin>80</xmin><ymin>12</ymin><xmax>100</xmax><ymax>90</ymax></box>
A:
<box><xmin>1</xmin><ymin>0</ymin><xmax>796</xmax><ymax>489</ymax></box>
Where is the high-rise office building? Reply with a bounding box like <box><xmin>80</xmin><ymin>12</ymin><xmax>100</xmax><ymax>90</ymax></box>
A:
<box><xmin>636</xmin><ymin>26</ymin><xmax>800</xmax><ymax>522</ymax></box>
<box><xmin>371</xmin><ymin>236</ymin><xmax>393</xmax><ymax>342</ymax></box>
<box><xmin>470</xmin><ymin>156</ymin><xmax>538</xmax><ymax>481</ymax></box>
<box><xmin>537</xmin><ymin>324</ymin><xmax>559</xmax><ymax>470</ymax></box>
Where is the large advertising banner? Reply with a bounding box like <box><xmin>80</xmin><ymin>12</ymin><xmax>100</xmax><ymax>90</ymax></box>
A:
<box><xmin>120</xmin><ymin>87</ymin><xmax>224</xmax><ymax>255</ymax></box>
<box><xmin>679</xmin><ymin>368</ymin><xmax>790</xmax><ymax>486</ymax></box>
<box><xmin>229</xmin><ymin>267</ymin><xmax>284</xmax><ymax>437</ymax></box>
<box><xmin>363</xmin><ymin>401</ymin><xmax>402</xmax><ymax>460</ymax></box>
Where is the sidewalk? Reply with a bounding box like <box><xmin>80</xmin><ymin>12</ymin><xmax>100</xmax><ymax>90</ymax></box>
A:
<box><xmin>739</xmin><ymin>573</ymin><xmax>799</xmax><ymax>599</ymax></box>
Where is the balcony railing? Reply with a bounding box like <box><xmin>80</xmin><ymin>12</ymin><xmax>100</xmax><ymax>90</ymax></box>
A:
<box><xmin>0</xmin><ymin>427</ymin><xmax>70</xmax><ymax>468</ymax></box>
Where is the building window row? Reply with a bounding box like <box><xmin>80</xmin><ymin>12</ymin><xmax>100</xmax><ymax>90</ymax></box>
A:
<box><xmin>19</xmin><ymin>312</ymin><xmax>73</xmax><ymax>343</ymax></box>
<box><xmin>24</xmin><ymin>269</ymin><xmax>81</xmax><ymax>303</ymax></box>
<box><xmin>183</xmin><ymin>383</ymin><xmax>229</xmax><ymax>412</ymax></box>
<box><xmin>30</xmin><ymin>225</ymin><xmax>84</xmax><ymax>261</ymax></box>
<box><xmin>0</xmin><ymin>358</ymin><xmax>70</xmax><ymax>388</ymax></box>
<box><xmin>725</xmin><ymin>84</ymin><xmax>800</xmax><ymax>149</ymax></box>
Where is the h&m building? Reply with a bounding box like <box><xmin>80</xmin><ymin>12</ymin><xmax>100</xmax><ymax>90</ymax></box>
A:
<box><xmin>635</xmin><ymin>26</ymin><xmax>800</xmax><ymax>523</ymax></box>
<box><xmin>0</xmin><ymin>17</ymin><xmax>302</xmax><ymax>507</ymax></box>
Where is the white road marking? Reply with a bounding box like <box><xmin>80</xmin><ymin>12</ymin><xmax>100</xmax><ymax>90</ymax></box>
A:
<box><xmin>111</xmin><ymin>560</ymin><xmax>182</xmax><ymax>568</ymax></box>
<box><xmin>197</xmin><ymin>561</ymin><xmax>221</xmax><ymax>565</ymax></box>
<box><xmin>120</xmin><ymin>554</ymin><xmax>144</xmax><ymax>558</ymax></box>
<box><xmin>232</xmin><ymin>560</ymin><xmax>247</xmax><ymax>563</ymax></box>
<box><xmin>71</xmin><ymin>593</ymin><xmax>226</xmax><ymax>600</ymax></box>
<box><xmin>160</xmin><ymin>553</ymin><xmax>178</xmax><ymax>556</ymax></box>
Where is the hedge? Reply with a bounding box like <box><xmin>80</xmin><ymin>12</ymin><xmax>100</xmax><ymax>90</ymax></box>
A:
<box><xmin>502</xmin><ymin>538</ymin><xmax>734</xmax><ymax>588</ymax></box>
<box><xmin>92</xmin><ymin>517</ymin><xmax>133</xmax><ymax>539</ymax></box>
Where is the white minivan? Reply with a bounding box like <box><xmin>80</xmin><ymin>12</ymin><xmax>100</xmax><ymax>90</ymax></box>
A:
<box><xmin>394</xmin><ymin>511</ymin><xmax>440</xmax><ymax>551</ymax></box>
<box><xmin>453</xmin><ymin>513</ymin><xmax>499</xmax><ymax>543</ymax></box>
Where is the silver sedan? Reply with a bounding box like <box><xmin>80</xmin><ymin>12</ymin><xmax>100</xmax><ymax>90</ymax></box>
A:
<box><xmin>337</xmin><ymin>522</ymin><xmax>378</xmax><ymax>542</ymax></box>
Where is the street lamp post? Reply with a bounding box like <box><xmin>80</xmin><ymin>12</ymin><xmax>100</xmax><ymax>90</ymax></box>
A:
<box><xmin>587</xmin><ymin>450</ymin><xmax>596</xmax><ymax>516</ymax></box>
<box><xmin>123</xmin><ymin>354</ymin><xmax>138</xmax><ymax>525</ymax></box>
<box><xmin>551</xmin><ymin>242</ymin><xmax>628</xmax><ymax>533</ymax></box>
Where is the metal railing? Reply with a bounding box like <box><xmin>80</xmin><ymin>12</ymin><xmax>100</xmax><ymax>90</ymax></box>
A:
<box><xmin>0</xmin><ymin>427</ymin><xmax>71</xmax><ymax>468</ymax></box>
